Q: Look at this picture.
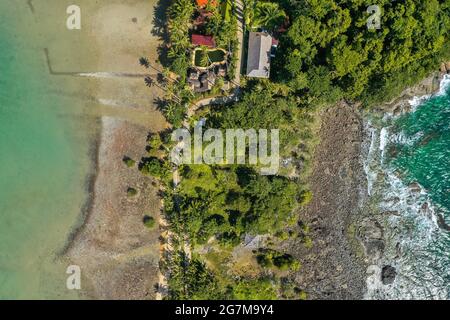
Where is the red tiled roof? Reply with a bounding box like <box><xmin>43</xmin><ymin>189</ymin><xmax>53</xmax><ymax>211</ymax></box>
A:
<box><xmin>196</xmin><ymin>0</ymin><xmax>217</xmax><ymax>8</ymax></box>
<box><xmin>191</xmin><ymin>34</ymin><xmax>216</xmax><ymax>48</ymax></box>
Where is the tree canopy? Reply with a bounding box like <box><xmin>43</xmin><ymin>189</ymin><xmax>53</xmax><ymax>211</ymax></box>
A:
<box><xmin>273</xmin><ymin>0</ymin><xmax>450</xmax><ymax>105</ymax></box>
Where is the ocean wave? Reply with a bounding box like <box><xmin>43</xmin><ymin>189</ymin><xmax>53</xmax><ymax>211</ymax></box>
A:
<box><xmin>363</xmin><ymin>75</ymin><xmax>450</xmax><ymax>299</ymax></box>
<box><xmin>365</xmin><ymin>169</ymin><xmax>449</xmax><ymax>299</ymax></box>
<box><xmin>437</xmin><ymin>74</ymin><xmax>450</xmax><ymax>96</ymax></box>
<box><xmin>362</xmin><ymin>121</ymin><xmax>379</xmax><ymax>196</ymax></box>
<box><xmin>379</xmin><ymin>127</ymin><xmax>389</xmax><ymax>161</ymax></box>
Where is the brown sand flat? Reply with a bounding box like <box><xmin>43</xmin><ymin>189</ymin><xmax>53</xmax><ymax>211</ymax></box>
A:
<box><xmin>67</xmin><ymin>117</ymin><xmax>163</xmax><ymax>300</ymax></box>
<box><xmin>59</xmin><ymin>0</ymin><xmax>168</xmax><ymax>299</ymax></box>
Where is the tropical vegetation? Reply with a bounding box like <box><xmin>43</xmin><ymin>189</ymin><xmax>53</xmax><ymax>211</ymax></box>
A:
<box><xmin>149</xmin><ymin>0</ymin><xmax>450</xmax><ymax>300</ymax></box>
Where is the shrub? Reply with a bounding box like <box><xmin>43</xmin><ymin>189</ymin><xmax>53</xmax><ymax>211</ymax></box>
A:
<box><xmin>298</xmin><ymin>290</ymin><xmax>308</xmax><ymax>300</ymax></box>
<box><xmin>255</xmin><ymin>249</ymin><xmax>300</xmax><ymax>271</ymax></box>
<box><xmin>148</xmin><ymin>134</ymin><xmax>163</xmax><ymax>154</ymax></box>
<box><xmin>139</xmin><ymin>157</ymin><xmax>164</xmax><ymax>177</ymax></box>
<box><xmin>273</xmin><ymin>254</ymin><xmax>296</xmax><ymax>271</ymax></box>
<box><xmin>256</xmin><ymin>254</ymin><xmax>273</xmax><ymax>268</ymax></box>
<box><xmin>127</xmin><ymin>187</ymin><xmax>138</xmax><ymax>197</ymax></box>
<box><xmin>303</xmin><ymin>236</ymin><xmax>313</xmax><ymax>249</ymax></box>
<box><xmin>217</xmin><ymin>231</ymin><xmax>241</xmax><ymax>248</ymax></box>
<box><xmin>233</xmin><ymin>278</ymin><xmax>277</xmax><ymax>300</ymax></box>
<box><xmin>275</xmin><ymin>230</ymin><xmax>289</xmax><ymax>241</ymax></box>
<box><xmin>143</xmin><ymin>215</ymin><xmax>156</xmax><ymax>229</ymax></box>
<box><xmin>123</xmin><ymin>156</ymin><xmax>136</xmax><ymax>168</ymax></box>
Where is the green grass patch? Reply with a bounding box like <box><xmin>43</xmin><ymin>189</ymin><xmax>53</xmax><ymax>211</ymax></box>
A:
<box><xmin>194</xmin><ymin>49</ymin><xmax>226</xmax><ymax>68</ymax></box>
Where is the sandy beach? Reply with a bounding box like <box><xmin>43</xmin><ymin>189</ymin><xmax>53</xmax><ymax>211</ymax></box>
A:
<box><xmin>45</xmin><ymin>0</ymin><xmax>169</xmax><ymax>299</ymax></box>
<box><xmin>66</xmin><ymin>117</ymin><xmax>164</xmax><ymax>299</ymax></box>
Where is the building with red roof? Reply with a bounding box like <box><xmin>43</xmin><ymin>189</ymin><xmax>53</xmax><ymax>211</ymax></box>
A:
<box><xmin>196</xmin><ymin>0</ymin><xmax>217</xmax><ymax>8</ymax></box>
<box><xmin>191</xmin><ymin>34</ymin><xmax>216</xmax><ymax>48</ymax></box>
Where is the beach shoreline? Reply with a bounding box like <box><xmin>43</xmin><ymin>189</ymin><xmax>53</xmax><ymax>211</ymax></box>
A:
<box><xmin>65</xmin><ymin>116</ymin><xmax>164</xmax><ymax>299</ymax></box>
<box><xmin>292</xmin><ymin>69</ymin><xmax>447</xmax><ymax>300</ymax></box>
<box><xmin>54</xmin><ymin>0</ymin><xmax>168</xmax><ymax>299</ymax></box>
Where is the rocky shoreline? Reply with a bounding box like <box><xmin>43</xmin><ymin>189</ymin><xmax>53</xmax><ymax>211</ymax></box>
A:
<box><xmin>375</xmin><ymin>71</ymin><xmax>442</xmax><ymax>115</ymax></box>
<box><xmin>292</xmin><ymin>68</ymin><xmax>447</xmax><ymax>300</ymax></box>
<box><xmin>291</xmin><ymin>102</ymin><xmax>367</xmax><ymax>299</ymax></box>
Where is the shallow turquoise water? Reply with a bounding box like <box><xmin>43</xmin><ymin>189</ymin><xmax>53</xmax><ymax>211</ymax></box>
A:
<box><xmin>0</xmin><ymin>3</ymin><xmax>93</xmax><ymax>299</ymax></box>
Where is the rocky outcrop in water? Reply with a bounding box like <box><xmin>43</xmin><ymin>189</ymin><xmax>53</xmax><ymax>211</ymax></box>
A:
<box><xmin>440</xmin><ymin>62</ymin><xmax>450</xmax><ymax>74</ymax></box>
<box><xmin>377</xmin><ymin>72</ymin><xmax>442</xmax><ymax>115</ymax></box>
<box><xmin>381</xmin><ymin>266</ymin><xmax>397</xmax><ymax>285</ymax></box>
<box><xmin>358</xmin><ymin>218</ymin><xmax>385</xmax><ymax>261</ymax></box>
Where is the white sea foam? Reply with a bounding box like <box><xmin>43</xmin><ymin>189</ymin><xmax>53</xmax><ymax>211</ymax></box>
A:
<box><xmin>406</xmin><ymin>74</ymin><xmax>450</xmax><ymax>112</ymax></box>
<box><xmin>408</xmin><ymin>95</ymin><xmax>431</xmax><ymax>112</ymax></box>
<box><xmin>437</xmin><ymin>74</ymin><xmax>450</xmax><ymax>96</ymax></box>
<box><xmin>363</xmin><ymin>75</ymin><xmax>450</xmax><ymax>300</ymax></box>
<box><xmin>365</xmin><ymin>168</ymin><xmax>447</xmax><ymax>299</ymax></box>
<box><xmin>379</xmin><ymin>127</ymin><xmax>389</xmax><ymax>162</ymax></box>
<box><xmin>363</xmin><ymin>122</ymin><xmax>379</xmax><ymax>196</ymax></box>
<box><xmin>389</xmin><ymin>130</ymin><xmax>424</xmax><ymax>147</ymax></box>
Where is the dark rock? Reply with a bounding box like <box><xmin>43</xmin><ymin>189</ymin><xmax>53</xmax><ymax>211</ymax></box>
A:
<box><xmin>393</xmin><ymin>106</ymin><xmax>402</xmax><ymax>116</ymax></box>
<box><xmin>365</xmin><ymin>240</ymin><xmax>385</xmax><ymax>258</ymax></box>
<box><xmin>381</xmin><ymin>265</ymin><xmax>397</xmax><ymax>285</ymax></box>
<box><xmin>360</xmin><ymin>218</ymin><xmax>383</xmax><ymax>241</ymax></box>
<box><xmin>382</xmin><ymin>210</ymin><xmax>400</xmax><ymax>216</ymax></box>
<box><xmin>421</xmin><ymin>202</ymin><xmax>429</xmax><ymax>211</ymax></box>
<box><xmin>437</xmin><ymin>214</ymin><xmax>450</xmax><ymax>232</ymax></box>
<box><xmin>409</xmin><ymin>182</ymin><xmax>421</xmax><ymax>193</ymax></box>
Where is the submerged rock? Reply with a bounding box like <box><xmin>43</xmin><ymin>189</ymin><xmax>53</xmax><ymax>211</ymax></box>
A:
<box><xmin>437</xmin><ymin>214</ymin><xmax>450</xmax><ymax>232</ymax></box>
<box><xmin>408</xmin><ymin>182</ymin><xmax>422</xmax><ymax>193</ymax></box>
<box><xmin>381</xmin><ymin>265</ymin><xmax>397</xmax><ymax>285</ymax></box>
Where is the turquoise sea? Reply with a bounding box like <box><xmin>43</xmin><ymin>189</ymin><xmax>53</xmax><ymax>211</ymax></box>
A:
<box><xmin>0</xmin><ymin>3</ymin><xmax>96</xmax><ymax>299</ymax></box>
<box><xmin>365</xmin><ymin>76</ymin><xmax>450</xmax><ymax>299</ymax></box>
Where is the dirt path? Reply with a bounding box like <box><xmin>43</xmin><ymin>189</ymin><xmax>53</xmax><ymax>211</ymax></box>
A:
<box><xmin>155</xmin><ymin>1</ymin><xmax>245</xmax><ymax>299</ymax></box>
<box><xmin>155</xmin><ymin>208</ymin><xmax>172</xmax><ymax>300</ymax></box>
<box><xmin>155</xmin><ymin>166</ymin><xmax>189</xmax><ymax>300</ymax></box>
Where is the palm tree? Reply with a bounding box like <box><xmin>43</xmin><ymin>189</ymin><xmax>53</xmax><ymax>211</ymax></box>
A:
<box><xmin>199</xmin><ymin>46</ymin><xmax>210</xmax><ymax>68</ymax></box>
<box><xmin>144</xmin><ymin>76</ymin><xmax>154</xmax><ymax>87</ymax></box>
<box><xmin>244</xmin><ymin>0</ymin><xmax>256</xmax><ymax>27</ymax></box>
<box><xmin>168</xmin><ymin>0</ymin><xmax>194</xmax><ymax>21</ymax></box>
<box><xmin>168</xmin><ymin>21</ymin><xmax>191</xmax><ymax>52</ymax></box>
<box><xmin>139</xmin><ymin>57</ymin><xmax>150</xmax><ymax>68</ymax></box>
<box><xmin>253</xmin><ymin>2</ymin><xmax>286</xmax><ymax>30</ymax></box>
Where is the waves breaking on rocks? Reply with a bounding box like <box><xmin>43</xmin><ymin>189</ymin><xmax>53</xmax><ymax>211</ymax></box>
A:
<box><xmin>362</xmin><ymin>77</ymin><xmax>450</xmax><ymax>299</ymax></box>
